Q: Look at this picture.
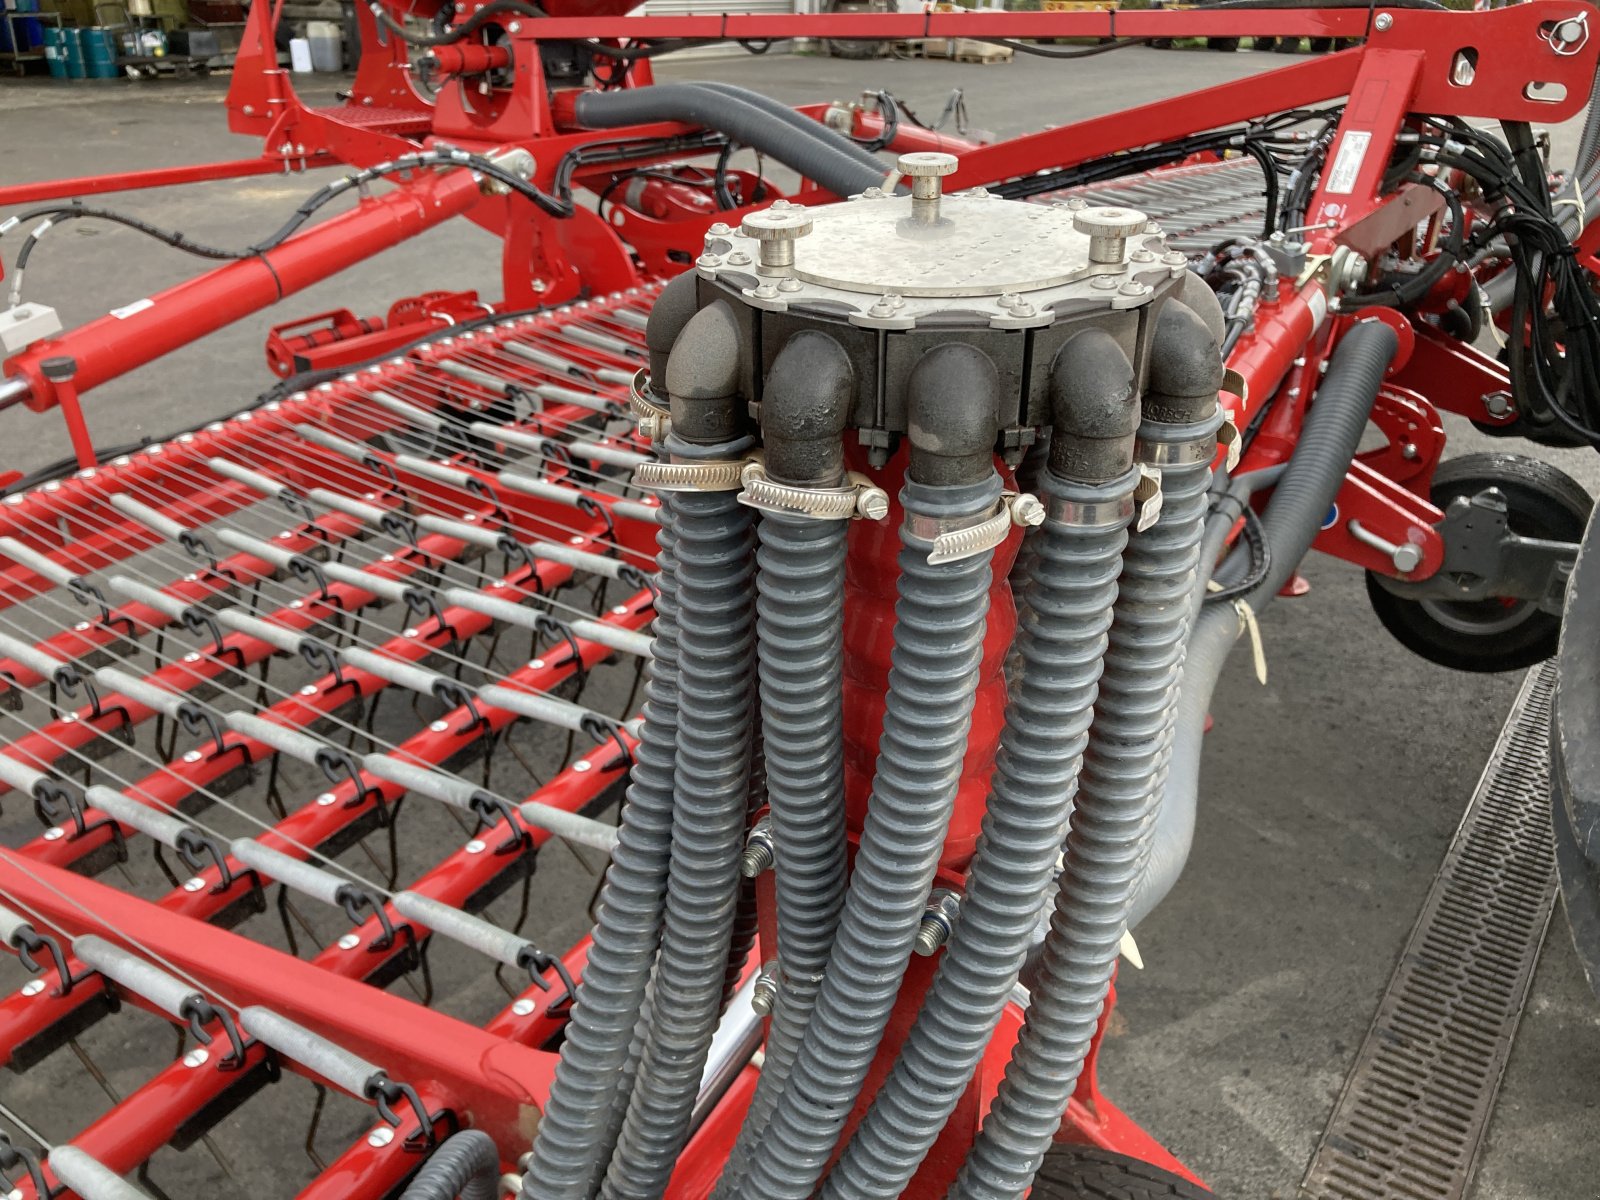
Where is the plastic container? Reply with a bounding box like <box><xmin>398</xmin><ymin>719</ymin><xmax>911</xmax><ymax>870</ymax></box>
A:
<box><xmin>288</xmin><ymin>34</ymin><xmax>311</xmax><ymax>72</ymax></box>
<box><xmin>41</xmin><ymin>23</ymin><xmax>68</xmax><ymax>76</ymax></box>
<box><xmin>82</xmin><ymin>26</ymin><xmax>117</xmax><ymax>76</ymax></box>
<box><xmin>62</xmin><ymin>26</ymin><xmax>85</xmax><ymax>78</ymax></box>
<box><xmin>306</xmin><ymin>19</ymin><xmax>339</xmax><ymax>71</ymax></box>
<box><xmin>13</xmin><ymin>0</ymin><xmax>41</xmax><ymax>52</ymax></box>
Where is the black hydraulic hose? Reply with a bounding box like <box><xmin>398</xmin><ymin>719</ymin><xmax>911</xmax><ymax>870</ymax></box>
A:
<box><xmin>572</xmin><ymin>86</ymin><xmax>887</xmax><ymax>200</ymax></box>
<box><xmin>697</xmin><ymin>83</ymin><xmax>887</xmax><ymax>174</ymax></box>
<box><xmin>400</xmin><ymin>1130</ymin><xmax>500</xmax><ymax>1200</ymax></box>
<box><xmin>1127</xmin><ymin>319</ymin><xmax>1399</xmax><ymax>929</ymax></box>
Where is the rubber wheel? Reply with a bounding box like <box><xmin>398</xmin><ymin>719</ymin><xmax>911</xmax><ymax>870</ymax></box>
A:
<box><xmin>1148</xmin><ymin>36</ymin><xmax>1175</xmax><ymax>49</ymax></box>
<box><xmin>1308</xmin><ymin>36</ymin><xmax>1334</xmax><ymax>52</ymax></box>
<box><xmin>826</xmin><ymin>2</ymin><xmax>881</xmax><ymax>60</ymax></box>
<box><xmin>1206</xmin><ymin>36</ymin><xmax>1241</xmax><ymax>51</ymax></box>
<box><xmin>1252</xmin><ymin>36</ymin><xmax>1278</xmax><ymax>51</ymax></box>
<box><xmin>1273</xmin><ymin>36</ymin><xmax>1302</xmax><ymax>52</ymax></box>
<box><xmin>1031</xmin><ymin>1145</ymin><xmax>1214</xmax><ymax>1199</ymax></box>
<box><xmin>1366</xmin><ymin>453</ymin><xmax>1593</xmax><ymax>673</ymax></box>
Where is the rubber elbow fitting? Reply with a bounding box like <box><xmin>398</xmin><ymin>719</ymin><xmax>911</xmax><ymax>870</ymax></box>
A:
<box><xmin>646</xmin><ymin>270</ymin><xmax>701</xmax><ymax>402</ymax></box>
<box><xmin>906</xmin><ymin>344</ymin><xmax>1000</xmax><ymax>486</ymax></box>
<box><xmin>1046</xmin><ymin>329</ymin><xmax>1139</xmax><ymax>482</ymax></box>
<box><xmin>1145</xmin><ymin>300</ymin><xmax>1225</xmax><ymax>423</ymax></box>
<box><xmin>665</xmin><ymin>299</ymin><xmax>747</xmax><ymax>444</ymax></box>
<box><xmin>760</xmin><ymin>331</ymin><xmax>854</xmax><ymax>486</ymax></box>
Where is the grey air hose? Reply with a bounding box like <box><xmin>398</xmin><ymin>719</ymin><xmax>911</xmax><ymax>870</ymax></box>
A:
<box><xmin>400</xmin><ymin>1130</ymin><xmax>501</xmax><ymax>1200</ymax></box>
<box><xmin>599</xmin><ymin>306</ymin><xmax>760</xmax><ymax>1200</ymax></box>
<box><xmin>571</xmin><ymin>85</ymin><xmax>887</xmax><ymax>201</ymax></box>
<box><xmin>1126</xmin><ymin>317</ymin><xmax>1399</xmax><ymax>928</ymax></box>
<box><xmin>522</xmin><ymin>510</ymin><xmax>681</xmax><ymax>1200</ymax></box>
<box><xmin>822</xmin><ymin>330</ymin><xmax>1143</xmax><ymax>1200</ymax></box>
<box><xmin>697</xmin><ymin>82</ymin><xmax>888</xmax><ymax>175</ymax></box>
<box><xmin>734</xmin><ymin>344</ymin><xmax>1004</xmax><ymax>1200</ymax></box>
<box><xmin>521</xmin><ymin>294</ymin><xmax>703</xmax><ymax>1200</ymax></box>
<box><xmin>712</xmin><ymin>332</ymin><xmax>855</xmax><ymax>1197</ymax></box>
<box><xmin>952</xmin><ymin>302</ymin><xmax>1224</xmax><ymax>1200</ymax></box>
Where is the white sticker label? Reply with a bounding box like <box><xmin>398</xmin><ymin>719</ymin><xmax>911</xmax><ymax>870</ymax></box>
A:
<box><xmin>1307</xmin><ymin>287</ymin><xmax>1328</xmax><ymax>330</ymax></box>
<box><xmin>109</xmin><ymin>298</ymin><xmax>154</xmax><ymax>320</ymax></box>
<box><xmin>1324</xmin><ymin>131</ymin><xmax>1371</xmax><ymax>196</ymax></box>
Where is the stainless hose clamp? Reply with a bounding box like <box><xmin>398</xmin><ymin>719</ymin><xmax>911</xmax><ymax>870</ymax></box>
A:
<box><xmin>631</xmin><ymin>458</ymin><xmax>750</xmax><ymax>492</ymax></box>
<box><xmin>912</xmin><ymin>491</ymin><xmax>1045</xmax><ymax>565</ymax></box>
<box><xmin>1135</xmin><ymin>401</ymin><xmax>1226</xmax><ymax>467</ymax></box>
<box><xmin>1046</xmin><ymin>489</ymin><xmax>1137</xmax><ymax>530</ymax></box>
<box><xmin>628</xmin><ymin>368</ymin><xmax>670</xmax><ymax>442</ymax></box>
<box><xmin>737</xmin><ymin>457</ymin><xmax>890</xmax><ymax>521</ymax></box>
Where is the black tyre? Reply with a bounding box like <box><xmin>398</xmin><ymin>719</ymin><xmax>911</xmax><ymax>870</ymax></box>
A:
<box><xmin>1032</xmin><ymin>1145</ymin><xmax>1213</xmax><ymax>1199</ymax></box>
<box><xmin>1148</xmin><ymin>36</ymin><xmax>1175</xmax><ymax>49</ymax></box>
<box><xmin>1206</xmin><ymin>36</ymin><xmax>1241</xmax><ymax>51</ymax></box>
<box><xmin>1366</xmin><ymin>453</ymin><xmax>1593</xmax><ymax>673</ymax></box>
<box><xmin>825</xmin><ymin>1</ymin><xmax>881</xmax><ymax>60</ymax></box>
<box><xmin>1252</xmin><ymin>36</ymin><xmax>1279</xmax><ymax>51</ymax></box>
<box><xmin>1273</xmin><ymin>35</ymin><xmax>1302</xmax><ymax>52</ymax></box>
<box><xmin>1308</xmin><ymin>36</ymin><xmax>1334</xmax><ymax>52</ymax></box>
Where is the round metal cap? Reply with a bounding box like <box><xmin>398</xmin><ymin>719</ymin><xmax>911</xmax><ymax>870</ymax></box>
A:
<box><xmin>1071</xmin><ymin>206</ymin><xmax>1148</xmax><ymax>239</ymax></box>
<box><xmin>740</xmin><ymin>206</ymin><xmax>814</xmax><ymax>242</ymax></box>
<box><xmin>897</xmin><ymin>151</ymin><xmax>958</xmax><ymax>177</ymax></box>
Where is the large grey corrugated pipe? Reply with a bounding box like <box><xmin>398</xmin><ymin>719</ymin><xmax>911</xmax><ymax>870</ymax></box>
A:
<box><xmin>400</xmin><ymin>1130</ymin><xmax>500</xmax><ymax>1200</ymax></box>
<box><xmin>822</xmin><ymin>330</ymin><xmax>1142</xmax><ymax>1199</ymax></box>
<box><xmin>572</xmin><ymin>85</ymin><xmax>887</xmax><ymax>200</ymax></box>
<box><xmin>697</xmin><ymin>82</ymin><xmax>887</xmax><ymax>174</ymax></box>
<box><xmin>712</xmin><ymin>332</ymin><xmax>854</xmax><ymax>1198</ymax></box>
<box><xmin>1127</xmin><ymin>318</ymin><xmax>1399</xmax><ymax>931</ymax></box>
<box><xmin>600</xmin><ymin>304</ymin><xmax>760</xmax><ymax>1200</ymax></box>
<box><xmin>521</xmin><ymin>294</ymin><xmax>703</xmax><ymax>1200</ymax></box>
<box><xmin>734</xmin><ymin>345</ymin><xmax>1003</xmax><ymax>1200</ymax></box>
<box><xmin>952</xmin><ymin>302</ymin><xmax>1223</xmax><ymax>1200</ymax></box>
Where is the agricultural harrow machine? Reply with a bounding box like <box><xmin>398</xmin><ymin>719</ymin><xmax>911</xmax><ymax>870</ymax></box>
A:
<box><xmin>2</xmin><ymin>0</ymin><xmax>1600</xmax><ymax>1196</ymax></box>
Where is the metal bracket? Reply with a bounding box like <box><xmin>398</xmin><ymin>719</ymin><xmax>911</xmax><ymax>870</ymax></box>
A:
<box><xmin>1374</xmin><ymin>488</ymin><xmax>1576</xmax><ymax>611</ymax></box>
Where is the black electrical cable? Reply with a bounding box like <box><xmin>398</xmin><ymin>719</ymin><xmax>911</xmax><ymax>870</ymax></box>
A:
<box><xmin>1204</xmin><ymin>507</ymin><xmax>1272</xmax><ymax>602</ymax></box>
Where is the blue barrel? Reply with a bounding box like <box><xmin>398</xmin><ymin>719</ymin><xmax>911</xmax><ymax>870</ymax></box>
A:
<box><xmin>83</xmin><ymin>26</ymin><xmax>118</xmax><ymax>77</ymax></box>
<box><xmin>14</xmin><ymin>0</ymin><xmax>40</xmax><ymax>50</ymax></box>
<box><xmin>41</xmin><ymin>23</ymin><xmax>67</xmax><ymax>76</ymax></box>
<box><xmin>61</xmin><ymin>25</ymin><xmax>84</xmax><ymax>78</ymax></box>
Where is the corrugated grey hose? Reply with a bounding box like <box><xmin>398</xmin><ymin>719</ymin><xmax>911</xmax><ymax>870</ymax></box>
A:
<box><xmin>953</xmin><ymin>357</ymin><xmax>1222</xmax><ymax>1200</ymax></box>
<box><xmin>712</xmin><ymin>512</ymin><xmax>850</xmax><ymax>1197</ymax></box>
<box><xmin>600</xmin><ymin>435</ymin><xmax>759</xmax><ymax>1200</ymax></box>
<box><xmin>823</xmin><ymin>467</ymin><xmax>1136</xmax><ymax>1199</ymax></box>
<box><xmin>401</xmin><ymin>1130</ymin><xmax>500</xmax><ymax>1200</ymax></box>
<box><xmin>735</xmin><ymin>473</ymin><xmax>1003</xmax><ymax>1200</ymax></box>
<box><xmin>1127</xmin><ymin>318</ymin><xmax>1399</xmax><ymax>928</ymax></box>
<box><xmin>572</xmin><ymin>85</ymin><xmax>886</xmax><ymax>201</ymax></box>
<box><xmin>522</xmin><ymin>516</ymin><xmax>681</xmax><ymax>1200</ymax></box>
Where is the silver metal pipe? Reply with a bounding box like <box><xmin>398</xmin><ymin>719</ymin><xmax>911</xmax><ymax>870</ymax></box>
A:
<box><xmin>0</xmin><ymin>377</ymin><xmax>30</xmax><ymax>412</ymax></box>
<box><xmin>691</xmin><ymin>971</ymin><xmax>765</xmax><ymax>1135</ymax></box>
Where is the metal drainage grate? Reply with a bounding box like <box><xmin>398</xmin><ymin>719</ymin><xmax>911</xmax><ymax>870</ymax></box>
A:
<box><xmin>1300</xmin><ymin>662</ymin><xmax>1559</xmax><ymax>1200</ymax></box>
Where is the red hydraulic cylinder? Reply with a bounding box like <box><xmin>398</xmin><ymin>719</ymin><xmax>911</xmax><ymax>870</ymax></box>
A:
<box><xmin>2</xmin><ymin>168</ymin><xmax>487</xmax><ymax>414</ymax></box>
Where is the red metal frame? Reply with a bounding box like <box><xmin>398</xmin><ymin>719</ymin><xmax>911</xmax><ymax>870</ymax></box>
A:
<box><xmin>5</xmin><ymin>5</ymin><xmax>1600</xmax><ymax>1195</ymax></box>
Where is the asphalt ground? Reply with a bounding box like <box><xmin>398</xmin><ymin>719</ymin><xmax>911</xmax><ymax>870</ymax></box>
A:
<box><xmin>1</xmin><ymin>42</ymin><xmax>1598</xmax><ymax>1199</ymax></box>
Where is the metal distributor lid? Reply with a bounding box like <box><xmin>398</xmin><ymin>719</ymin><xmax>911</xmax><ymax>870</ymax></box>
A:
<box><xmin>696</xmin><ymin>152</ymin><xmax>1187</xmax><ymax>330</ymax></box>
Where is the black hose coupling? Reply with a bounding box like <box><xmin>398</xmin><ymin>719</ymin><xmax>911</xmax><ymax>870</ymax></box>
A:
<box><xmin>906</xmin><ymin>343</ymin><xmax>1001</xmax><ymax>487</ymax></box>
<box><xmin>1046</xmin><ymin>328</ymin><xmax>1140</xmax><ymax>484</ymax></box>
<box><xmin>664</xmin><ymin>299</ymin><xmax>749</xmax><ymax>446</ymax></box>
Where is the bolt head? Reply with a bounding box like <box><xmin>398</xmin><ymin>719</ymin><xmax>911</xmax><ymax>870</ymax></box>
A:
<box><xmin>338</xmin><ymin>933</ymin><xmax>362</xmax><ymax>951</ymax></box>
<box><xmin>1391</xmin><ymin>542</ymin><xmax>1423</xmax><ymax>573</ymax></box>
<box><xmin>184</xmin><ymin>1047</ymin><xmax>210</xmax><ymax>1069</ymax></box>
<box><xmin>1009</xmin><ymin>494</ymin><xmax>1046</xmax><ymax>527</ymax></box>
<box><xmin>21</xmin><ymin>979</ymin><xmax>45</xmax><ymax>997</ymax></box>
<box><xmin>856</xmin><ymin>488</ymin><xmax>890</xmax><ymax>521</ymax></box>
<box><xmin>367</xmin><ymin>1126</ymin><xmax>395</xmax><ymax>1148</ymax></box>
<box><xmin>1091</xmin><ymin>275</ymin><xmax>1119</xmax><ymax>291</ymax></box>
<box><xmin>184</xmin><ymin>877</ymin><xmax>207</xmax><ymax>893</ymax></box>
<box><xmin>1374</xmin><ymin>11</ymin><xmax>1392</xmax><ymax>30</ymax></box>
<box><xmin>513</xmin><ymin>998</ymin><xmax>537</xmax><ymax>1017</ymax></box>
<box><xmin>1130</xmin><ymin>249</ymin><xmax>1156</xmax><ymax>263</ymax></box>
<box><xmin>896</xmin><ymin>150</ymin><xmax>958</xmax><ymax>177</ymax></box>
